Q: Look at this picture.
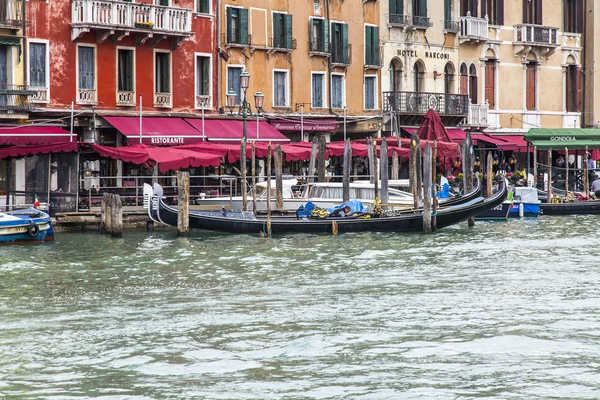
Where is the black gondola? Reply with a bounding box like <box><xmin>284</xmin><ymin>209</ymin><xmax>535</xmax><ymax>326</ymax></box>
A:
<box><xmin>146</xmin><ymin>179</ymin><xmax>507</xmax><ymax>234</ymax></box>
<box><xmin>539</xmin><ymin>201</ymin><xmax>600</xmax><ymax>215</ymax></box>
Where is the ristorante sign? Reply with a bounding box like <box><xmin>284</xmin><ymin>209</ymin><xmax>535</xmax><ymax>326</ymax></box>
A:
<box><xmin>270</xmin><ymin>119</ymin><xmax>338</xmax><ymax>132</ymax></box>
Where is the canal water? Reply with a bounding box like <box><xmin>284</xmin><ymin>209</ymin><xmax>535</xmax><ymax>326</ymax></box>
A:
<box><xmin>1</xmin><ymin>217</ymin><xmax>600</xmax><ymax>399</ymax></box>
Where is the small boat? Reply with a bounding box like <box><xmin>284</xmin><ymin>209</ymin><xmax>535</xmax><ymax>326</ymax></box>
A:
<box><xmin>0</xmin><ymin>207</ymin><xmax>53</xmax><ymax>244</ymax></box>
<box><xmin>145</xmin><ymin>179</ymin><xmax>507</xmax><ymax>235</ymax></box>
<box><xmin>507</xmin><ymin>186</ymin><xmax>541</xmax><ymax>217</ymax></box>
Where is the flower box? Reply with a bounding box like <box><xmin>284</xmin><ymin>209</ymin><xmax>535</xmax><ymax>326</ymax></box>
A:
<box><xmin>135</xmin><ymin>21</ymin><xmax>154</xmax><ymax>29</ymax></box>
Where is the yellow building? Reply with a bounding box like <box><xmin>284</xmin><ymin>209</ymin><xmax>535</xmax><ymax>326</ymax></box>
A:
<box><xmin>219</xmin><ymin>0</ymin><xmax>382</xmax><ymax>142</ymax></box>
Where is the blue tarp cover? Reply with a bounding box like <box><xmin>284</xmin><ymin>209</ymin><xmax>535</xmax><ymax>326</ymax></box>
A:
<box><xmin>326</xmin><ymin>200</ymin><xmax>365</xmax><ymax>214</ymax></box>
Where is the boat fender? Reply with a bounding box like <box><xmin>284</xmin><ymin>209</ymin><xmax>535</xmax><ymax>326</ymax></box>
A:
<box><xmin>27</xmin><ymin>221</ymin><xmax>40</xmax><ymax>238</ymax></box>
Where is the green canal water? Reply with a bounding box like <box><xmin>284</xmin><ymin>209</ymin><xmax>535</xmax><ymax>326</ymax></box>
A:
<box><xmin>1</xmin><ymin>217</ymin><xmax>600</xmax><ymax>399</ymax></box>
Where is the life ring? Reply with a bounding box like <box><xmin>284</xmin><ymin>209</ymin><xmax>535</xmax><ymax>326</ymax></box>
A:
<box><xmin>27</xmin><ymin>221</ymin><xmax>40</xmax><ymax>238</ymax></box>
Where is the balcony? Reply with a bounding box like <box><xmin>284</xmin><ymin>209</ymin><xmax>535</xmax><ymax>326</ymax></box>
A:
<box><xmin>71</xmin><ymin>0</ymin><xmax>192</xmax><ymax>48</ymax></box>
<box><xmin>0</xmin><ymin>84</ymin><xmax>36</xmax><ymax>114</ymax></box>
<box><xmin>195</xmin><ymin>94</ymin><xmax>211</xmax><ymax>109</ymax></box>
<box><xmin>444</xmin><ymin>20</ymin><xmax>460</xmax><ymax>33</ymax></box>
<box><xmin>514</xmin><ymin>24</ymin><xmax>559</xmax><ymax>58</ymax></box>
<box><xmin>383</xmin><ymin>91</ymin><xmax>469</xmax><ymax>125</ymax></box>
<box><xmin>77</xmin><ymin>88</ymin><xmax>97</xmax><ymax>105</ymax></box>
<box><xmin>466</xmin><ymin>101</ymin><xmax>489</xmax><ymax>127</ymax></box>
<box><xmin>116</xmin><ymin>90</ymin><xmax>135</xmax><ymax>107</ymax></box>
<box><xmin>459</xmin><ymin>13</ymin><xmax>488</xmax><ymax>43</ymax></box>
<box><xmin>308</xmin><ymin>39</ymin><xmax>329</xmax><ymax>56</ymax></box>
<box><xmin>331</xmin><ymin>43</ymin><xmax>351</xmax><ymax>67</ymax></box>
<box><xmin>364</xmin><ymin>45</ymin><xmax>382</xmax><ymax>69</ymax></box>
<box><xmin>0</xmin><ymin>0</ymin><xmax>23</xmax><ymax>30</ymax></box>
<box><xmin>269</xmin><ymin>37</ymin><xmax>297</xmax><ymax>52</ymax></box>
<box><xmin>221</xmin><ymin>32</ymin><xmax>252</xmax><ymax>48</ymax></box>
<box><xmin>411</xmin><ymin>15</ymin><xmax>432</xmax><ymax>29</ymax></box>
<box><xmin>389</xmin><ymin>13</ymin><xmax>409</xmax><ymax>27</ymax></box>
<box><xmin>29</xmin><ymin>87</ymin><xmax>49</xmax><ymax>104</ymax></box>
<box><xmin>154</xmin><ymin>92</ymin><xmax>171</xmax><ymax>108</ymax></box>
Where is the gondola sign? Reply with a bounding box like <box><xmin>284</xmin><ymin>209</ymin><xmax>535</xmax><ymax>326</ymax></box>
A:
<box><xmin>550</xmin><ymin>136</ymin><xmax>576</xmax><ymax>141</ymax></box>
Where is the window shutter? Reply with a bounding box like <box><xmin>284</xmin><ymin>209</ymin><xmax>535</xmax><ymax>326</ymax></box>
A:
<box><xmin>419</xmin><ymin>0</ymin><xmax>427</xmax><ymax>17</ymax></box>
<box><xmin>78</xmin><ymin>47</ymin><xmax>94</xmax><ymax>90</ymax></box>
<box><xmin>389</xmin><ymin>0</ymin><xmax>396</xmax><ymax>15</ymax></box>
<box><xmin>285</xmin><ymin>14</ymin><xmax>293</xmax><ymax>49</ymax></box>
<box><xmin>322</xmin><ymin>20</ymin><xmax>329</xmax><ymax>52</ymax></box>
<box><xmin>522</xmin><ymin>0</ymin><xmax>527</xmax><ymax>23</ymax></box>
<box><xmin>481</xmin><ymin>0</ymin><xmax>487</xmax><ymax>20</ymax></box>
<box><xmin>202</xmin><ymin>58</ymin><xmax>210</xmax><ymax>96</ymax></box>
<box><xmin>459</xmin><ymin>74</ymin><xmax>468</xmax><ymax>95</ymax></box>
<box><xmin>226</xmin><ymin>8</ymin><xmax>233</xmax><ymax>42</ymax></box>
<box><xmin>240</xmin><ymin>8</ymin><xmax>248</xmax><ymax>45</ymax></box>
<box><xmin>485</xmin><ymin>61</ymin><xmax>495</xmax><ymax>107</ymax></box>
<box><xmin>365</xmin><ymin>26</ymin><xmax>372</xmax><ymax>65</ymax></box>
<box><xmin>201</xmin><ymin>0</ymin><xmax>209</xmax><ymax>13</ymax></box>
<box><xmin>496</xmin><ymin>0</ymin><xmax>504</xmax><ymax>25</ymax></box>
<box><xmin>309</xmin><ymin>19</ymin><xmax>315</xmax><ymax>50</ymax></box>
<box><xmin>472</xmin><ymin>0</ymin><xmax>478</xmax><ymax>17</ymax></box>
<box><xmin>125</xmin><ymin>50</ymin><xmax>133</xmax><ymax>91</ymax></box>
<box><xmin>526</xmin><ymin>64</ymin><xmax>535</xmax><ymax>110</ymax></box>
<box><xmin>535</xmin><ymin>0</ymin><xmax>542</xmax><ymax>25</ymax></box>
<box><xmin>575</xmin><ymin>0</ymin><xmax>583</xmax><ymax>33</ymax></box>
<box><xmin>576</xmin><ymin>67</ymin><xmax>582</xmax><ymax>112</ymax></box>
<box><xmin>30</xmin><ymin>43</ymin><xmax>46</xmax><ymax>87</ymax></box>
<box><xmin>273</xmin><ymin>13</ymin><xmax>281</xmax><ymax>47</ymax></box>
<box><xmin>566</xmin><ymin>66</ymin><xmax>573</xmax><ymax>112</ymax></box>
<box><xmin>373</xmin><ymin>26</ymin><xmax>379</xmax><ymax>65</ymax></box>
<box><xmin>444</xmin><ymin>0</ymin><xmax>451</xmax><ymax>21</ymax></box>
<box><xmin>341</xmin><ymin>23</ymin><xmax>348</xmax><ymax>64</ymax></box>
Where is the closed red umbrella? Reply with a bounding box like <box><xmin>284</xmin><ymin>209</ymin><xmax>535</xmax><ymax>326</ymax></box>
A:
<box><xmin>416</xmin><ymin>109</ymin><xmax>453</xmax><ymax>143</ymax></box>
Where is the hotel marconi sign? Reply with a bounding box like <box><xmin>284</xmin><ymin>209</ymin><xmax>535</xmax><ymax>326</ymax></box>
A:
<box><xmin>396</xmin><ymin>49</ymin><xmax>453</xmax><ymax>60</ymax></box>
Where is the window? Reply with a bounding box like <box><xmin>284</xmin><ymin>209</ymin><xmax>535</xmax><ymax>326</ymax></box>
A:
<box><xmin>272</xmin><ymin>12</ymin><xmax>293</xmax><ymax>49</ymax></box>
<box><xmin>155</xmin><ymin>51</ymin><xmax>170</xmax><ymax>93</ymax></box>
<box><xmin>469</xmin><ymin>64</ymin><xmax>477</xmax><ymax>104</ymax></box>
<box><xmin>390</xmin><ymin>58</ymin><xmax>402</xmax><ymax>91</ymax></box>
<box><xmin>523</xmin><ymin>0</ymin><xmax>542</xmax><ymax>25</ymax></box>
<box><xmin>564</xmin><ymin>0</ymin><xmax>583</xmax><ymax>33</ymax></box>
<box><xmin>460</xmin><ymin>0</ymin><xmax>477</xmax><ymax>16</ymax></box>
<box><xmin>444</xmin><ymin>0</ymin><xmax>451</xmax><ymax>26</ymax></box>
<box><xmin>117</xmin><ymin>49</ymin><xmax>134</xmax><ymax>92</ymax></box>
<box><xmin>413</xmin><ymin>61</ymin><xmax>424</xmax><ymax>92</ymax></box>
<box><xmin>484</xmin><ymin>0</ymin><xmax>504</xmax><ymax>25</ymax></box>
<box><xmin>365</xmin><ymin>25</ymin><xmax>379</xmax><ymax>66</ymax></box>
<box><xmin>29</xmin><ymin>42</ymin><xmax>46</xmax><ymax>88</ymax></box>
<box><xmin>331</xmin><ymin>74</ymin><xmax>344</xmax><ymax>109</ymax></box>
<box><xmin>484</xmin><ymin>60</ymin><xmax>496</xmax><ymax>107</ymax></box>
<box><xmin>227</xmin><ymin>66</ymin><xmax>242</xmax><ymax>105</ymax></box>
<box><xmin>331</xmin><ymin>22</ymin><xmax>349</xmax><ymax>64</ymax></box>
<box><xmin>444</xmin><ymin>63</ymin><xmax>455</xmax><ymax>94</ymax></box>
<box><xmin>365</xmin><ymin>76</ymin><xmax>376</xmax><ymax>109</ymax></box>
<box><xmin>78</xmin><ymin>45</ymin><xmax>95</xmax><ymax>103</ymax></box>
<box><xmin>566</xmin><ymin>64</ymin><xmax>582</xmax><ymax>112</ymax></box>
<box><xmin>309</xmin><ymin>18</ymin><xmax>329</xmax><ymax>52</ymax></box>
<box><xmin>196</xmin><ymin>0</ymin><xmax>209</xmax><ymax>14</ymax></box>
<box><xmin>311</xmin><ymin>72</ymin><xmax>325</xmax><ymax>108</ymax></box>
<box><xmin>459</xmin><ymin>63</ymin><xmax>468</xmax><ymax>95</ymax></box>
<box><xmin>273</xmin><ymin>70</ymin><xmax>288</xmax><ymax>107</ymax></box>
<box><xmin>226</xmin><ymin>7</ymin><xmax>249</xmax><ymax>44</ymax></box>
<box><xmin>196</xmin><ymin>55</ymin><xmax>210</xmax><ymax>98</ymax></box>
<box><xmin>389</xmin><ymin>0</ymin><xmax>404</xmax><ymax>15</ymax></box>
<box><xmin>526</xmin><ymin>62</ymin><xmax>536</xmax><ymax>111</ymax></box>
<box><xmin>155</xmin><ymin>0</ymin><xmax>168</xmax><ymax>5</ymax></box>
<box><xmin>412</xmin><ymin>0</ymin><xmax>427</xmax><ymax>17</ymax></box>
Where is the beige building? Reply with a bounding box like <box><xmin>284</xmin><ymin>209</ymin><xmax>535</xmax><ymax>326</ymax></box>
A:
<box><xmin>219</xmin><ymin>0</ymin><xmax>382</xmax><ymax>141</ymax></box>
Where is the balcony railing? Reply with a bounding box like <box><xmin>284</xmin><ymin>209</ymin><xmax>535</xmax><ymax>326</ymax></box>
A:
<box><xmin>383</xmin><ymin>91</ymin><xmax>469</xmax><ymax>116</ymax></box>
<box><xmin>71</xmin><ymin>0</ymin><xmax>192</xmax><ymax>37</ymax></box>
<box><xmin>116</xmin><ymin>90</ymin><xmax>135</xmax><ymax>107</ymax></box>
<box><xmin>0</xmin><ymin>84</ymin><xmax>36</xmax><ymax>112</ymax></box>
<box><xmin>331</xmin><ymin>42</ymin><xmax>351</xmax><ymax>66</ymax></box>
<box><xmin>514</xmin><ymin>24</ymin><xmax>559</xmax><ymax>46</ymax></box>
<box><xmin>221</xmin><ymin>32</ymin><xmax>252</xmax><ymax>47</ymax></box>
<box><xmin>0</xmin><ymin>0</ymin><xmax>23</xmax><ymax>28</ymax></box>
<box><xmin>195</xmin><ymin>94</ymin><xmax>211</xmax><ymax>109</ymax></box>
<box><xmin>444</xmin><ymin>20</ymin><xmax>460</xmax><ymax>33</ymax></box>
<box><xmin>467</xmin><ymin>101</ymin><xmax>489</xmax><ymax>126</ymax></box>
<box><xmin>308</xmin><ymin>38</ymin><xmax>329</xmax><ymax>54</ymax></box>
<box><xmin>77</xmin><ymin>88</ymin><xmax>97</xmax><ymax>105</ymax></box>
<box><xmin>389</xmin><ymin>13</ymin><xmax>409</xmax><ymax>27</ymax></box>
<box><xmin>412</xmin><ymin>15</ymin><xmax>432</xmax><ymax>29</ymax></box>
<box><xmin>459</xmin><ymin>13</ymin><xmax>488</xmax><ymax>42</ymax></box>
<box><xmin>269</xmin><ymin>36</ymin><xmax>297</xmax><ymax>51</ymax></box>
<box><xmin>29</xmin><ymin>87</ymin><xmax>49</xmax><ymax>104</ymax></box>
<box><xmin>154</xmin><ymin>92</ymin><xmax>172</xmax><ymax>108</ymax></box>
<box><xmin>364</xmin><ymin>45</ymin><xmax>382</xmax><ymax>68</ymax></box>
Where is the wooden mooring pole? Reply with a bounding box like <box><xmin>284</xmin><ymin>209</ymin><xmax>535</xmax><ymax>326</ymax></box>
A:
<box><xmin>367</xmin><ymin>137</ymin><xmax>374</xmax><ymax>183</ymax></box>
<box><xmin>423</xmin><ymin>143</ymin><xmax>432</xmax><ymax>233</ymax></box>
<box><xmin>547</xmin><ymin>149</ymin><xmax>553</xmax><ymax>203</ymax></box>
<box><xmin>308</xmin><ymin>138</ymin><xmax>317</xmax><ymax>183</ymax></box>
<box><xmin>462</xmin><ymin>132</ymin><xmax>474</xmax><ymax>226</ymax></box>
<box><xmin>251</xmin><ymin>141</ymin><xmax>257</xmax><ymax>215</ymax></box>
<box><xmin>275</xmin><ymin>144</ymin><xmax>283</xmax><ymax>210</ymax></box>
<box><xmin>372</xmin><ymin>140</ymin><xmax>379</xmax><ymax>199</ymax></box>
<box><xmin>266</xmin><ymin>142</ymin><xmax>272</xmax><ymax>236</ymax></box>
<box><xmin>565</xmin><ymin>147</ymin><xmax>569</xmax><ymax>200</ymax></box>
<box><xmin>109</xmin><ymin>193</ymin><xmax>123</xmax><ymax>238</ymax></box>
<box><xmin>177</xmin><ymin>171</ymin><xmax>190</xmax><ymax>237</ymax></box>
<box><xmin>240</xmin><ymin>139</ymin><xmax>247</xmax><ymax>211</ymax></box>
<box><xmin>100</xmin><ymin>192</ymin><xmax>110</xmax><ymax>233</ymax></box>
<box><xmin>533</xmin><ymin>146</ymin><xmax>538</xmax><ymax>188</ymax></box>
<box><xmin>584</xmin><ymin>146</ymin><xmax>589</xmax><ymax>198</ymax></box>
<box><xmin>409</xmin><ymin>133</ymin><xmax>419</xmax><ymax>209</ymax></box>
<box><xmin>486</xmin><ymin>151</ymin><xmax>493</xmax><ymax>197</ymax></box>
<box><xmin>432</xmin><ymin>140</ymin><xmax>438</xmax><ymax>232</ymax></box>
<box><xmin>317</xmin><ymin>135</ymin><xmax>326</xmax><ymax>182</ymax></box>
<box><xmin>342</xmin><ymin>139</ymin><xmax>351</xmax><ymax>203</ymax></box>
<box><xmin>380</xmin><ymin>138</ymin><xmax>389</xmax><ymax>205</ymax></box>
<box><xmin>391</xmin><ymin>151</ymin><xmax>399</xmax><ymax>180</ymax></box>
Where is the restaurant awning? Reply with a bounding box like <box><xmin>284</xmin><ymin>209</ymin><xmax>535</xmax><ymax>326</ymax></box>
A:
<box><xmin>446</xmin><ymin>129</ymin><xmax>467</xmax><ymax>144</ymax></box>
<box><xmin>474</xmin><ymin>134</ymin><xmax>510</xmax><ymax>147</ymax></box>
<box><xmin>104</xmin><ymin>116</ymin><xmax>206</xmax><ymax>146</ymax></box>
<box><xmin>184</xmin><ymin>119</ymin><xmax>290</xmax><ymax>143</ymax></box>
<box><xmin>493</xmin><ymin>135</ymin><xmax>531</xmax><ymax>152</ymax></box>
<box><xmin>524</xmin><ymin>128</ymin><xmax>600</xmax><ymax>150</ymax></box>
<box><xmin>269</xmin><ymin>118</ymin><xmax>338</xmax><ymax>132</ymax></box>
<box><xmin>0</xmin><ymin>125</ymin><xmax>74</xmax><ymax>145</ymax></box>
<box><xmin>0</xmin><ymin>142</ymin><xmax>79</xmax><ymax>159</ymax></box>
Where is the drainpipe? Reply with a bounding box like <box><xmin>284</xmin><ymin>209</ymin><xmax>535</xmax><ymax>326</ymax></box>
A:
<box><xmin>22</xmin><ymin>0</ymin><xmax>27</xmax><ymax>86</ymax></box>
<box><xmin>581</xmin><ymin>0</ymin><xmax>587</xmax><ymax>127</ymax></box>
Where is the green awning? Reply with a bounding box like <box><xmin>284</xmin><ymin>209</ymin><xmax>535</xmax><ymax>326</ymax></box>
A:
<box><xmin>524</xmin><ymin>128</ymin><xmax>600</xmax><ymax>150</ymax></box>
<box><xmin>0</xmin><ymin>37</ymin><xmax>21</xmax><ymax>62</ymax></box>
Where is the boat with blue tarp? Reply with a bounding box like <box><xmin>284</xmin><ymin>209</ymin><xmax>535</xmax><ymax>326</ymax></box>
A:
<box><xmin>0</xmin><ymin>207</ymin><xmax>54</xmax><ymax>244</ymax></box>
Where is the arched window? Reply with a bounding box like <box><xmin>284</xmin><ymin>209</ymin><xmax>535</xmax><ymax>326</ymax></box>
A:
<box><xmin>459</xmin><ymin>63</ymin><xmax>468</xmax><ymax>96</ymax></box>
<box><xmin>390</xmin><ymin>58</ymin><xmax>403</xmax><ymax>92</ymax></box>
<box><xmin>444</xmin><ymin>62</ymin><xmax>455</xmax><ymax>94</ymax></box>
<box><xmin>565</xmin><ymin>57</ymin><xmax>582</xmax><ymax>112</ymax></box>
<box><xmin>413</xmin><ymin>61</ymin><xmax>425</xmax><ymax>92</ymax></box>
<box><xmin>469</xmin><ymin>63</ymin><xmax>478</xmax><ymax>104</ymax></box>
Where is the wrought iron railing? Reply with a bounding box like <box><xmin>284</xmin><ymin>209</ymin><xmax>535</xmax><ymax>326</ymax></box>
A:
<box><xmin>389</xmin><ymin>13</ymin><xmax>409</xmax><ymax>26</ymax></box>
<box><xmin>459</xmin><ymin>14</ymin><xmax>488</xmax><ymax>40</ymax></box>
<box><xmin>0</xmin><ymin>0</ymin><xmax>23</xmax><ymax>27</ymax></box>
<box><xmin>412</xmin><ymin>15</ymin><xmax>432</xmax><ymax>29</ymax></box>
<box><xmin>514</xmin><ymin>24</ymin><xmax>559</xmax><ymax>45</ymax></box>
<box><xmin>0</xmin><ymin>84</ymin><xmax>36</xmax><ymax>112</ymax></box>
<box><xmin>221</xmin><ymin>32</ymin><xmax>252</xmax><ymax>46</ymax></box>
<box><xmin>331</xmin><ymin>42</ymin><xmax>351</xmax><ymax>65</ymax></box>
<box><xmin>383</xmin><ymin>91</ymin><xmax>469</xmax><ymax>116</ymax></box>
<box><xmin>269</xmin><ymin>36</ymin><xmax>297</xmax><ymax>50</ymax></box>
<box><xmin>71</xmin><ymin>0</ymin><xmax>192</xmax><ymax>33</ymax></box>
<box><xmin>444</xmin><ymin>20</ymin><xmax>460</xmax><ymax>32</ymax></box>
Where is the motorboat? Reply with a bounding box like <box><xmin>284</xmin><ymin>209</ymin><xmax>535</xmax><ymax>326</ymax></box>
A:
<box><xmin>508</xmin><ymin>186</ymin><xmax>541</xmax><ymax>217</ymax></box>
<box><xmin>0</xmin><ymin>207</ymin><xmax>54</xmax><ymax>244</ymax></box>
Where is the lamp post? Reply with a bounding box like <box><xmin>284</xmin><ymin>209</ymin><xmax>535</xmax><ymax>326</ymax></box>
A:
<box><xmin>226</xmin><ymin>71</ymin><xmax>264</xmax><ymax>211</ymax></box>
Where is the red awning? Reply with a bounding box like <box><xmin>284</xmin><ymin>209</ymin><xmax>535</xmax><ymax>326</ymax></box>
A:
<box><xmin>446</xmin><ymin>129</ymin><xmax>467</xmax><ymax>144</ymax></box>
<box><xmin>89</xmin><ymin>144</ymin><xmax>152</xmax><ymax>165</ymax></box>
<box><xmin>0</xmin><ymin>126</ymin><xmax>74</xmax><ymax>145</ymax></box>
<box><xmin>184</xmin><ymin>119</ymin><xmax>290</xmax><ymax>143</ymax></box>
<box><xmin>270</xmin><ymin>119</ymin><xmax>338</xmax><ymax>132</ymax></box>
<box><xmin>493</xmin><ymin>135</ymin><xmax>531</xmax><ymax>152</ymax></box>
<box><xmin>0</xmin><ymin>142</ymin><xmax>79</xmax><ymax>159</ymax></box>
<box><xmin>474</xmin><ymin>134</ymin><xmax>510</xmax><ymax>147</ymax></box>
<box><xmin>104</xmin><ymin>116</ymin><xmax>206</xmax><ymax>146</ymax></box>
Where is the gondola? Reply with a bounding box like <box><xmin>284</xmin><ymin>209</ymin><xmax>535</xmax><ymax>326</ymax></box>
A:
<box><xmin>145</xmin><ymin>179</ymin><xmax>507</xmax><ymax>234</ymax></box>
<box><xmin>539</xmin><ymin>200</ymin><xmax>600</xmax><ymax>215</ymax></box>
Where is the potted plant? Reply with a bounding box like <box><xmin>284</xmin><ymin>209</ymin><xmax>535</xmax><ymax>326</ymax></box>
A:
<box><xmin>135</xmin><ymin>21</ymin><xmax>154</xmax><ymax>29</ymax></box>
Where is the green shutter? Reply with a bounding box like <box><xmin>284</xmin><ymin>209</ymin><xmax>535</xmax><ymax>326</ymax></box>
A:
<box><xmin>202</xmin><ymin>58</ymin><xmax>210</xmax><ymax>95</ymax></box>
<box><xmin>240</xmin><ymin>8</ymin><xmax>249</xmax><ymax>45</ymax></box>
<box><xmin>322</xmin><ymin>20</ymin><xmax>329</xmax><ymax>52</ymax></box>
<box><xmin>373</xmin><ymin>26</ymin><xmax>379</xmax><ymax>66</ymax></box>
<box><xmin>419</xmin><ymin>0</ymin><xmax>427</xmax><ymax>17</ymax></box>
<box><xmin>309</xmin><ymin>19</ymin><xmax>315</xmax><ymax>50</ymax></box>
<box><xmin>342</xmin><ymin>23</ymin><xmax>348</xmax><ymax>64</ymax></box>
<box><xmin>126</xmin><ymin>50</ymin><xmax>133</xmax><ymax>91</ymax></box>
<box><xmin>398</xmin><ymin>0</ymin><xmax>404</xmax><ymax>14</ymax></box>
<box><xmin>163</xmin><ymin>54</ymin><xmax>170</xmax><ymax>92</ymax></box>
<box><xmin>285</xmin><ymin>14</ymin><xmax>293</xmax><ymax>49</ymax></box>
<box><xmin>273</xmin><ymin>13</ymin><xmax>281</xmax><ymax>47</ymax></box>
<box><xmin>444</xmin><ymin>0</ymin><xmax>451</xmax><ymax>21</ymax></box>
<box><xmin>226</xmin><ymin>7</ymin><xmax>233</xmax><ymax>42</ymax></box>
<box><xmin>365</xmin><ymin>26</ymin><xmax>372</xmax><ymax>65</ymax></box>
<box><xmin>389</xmin><ymin>0</ymin><xmax>397</xmax><ymax>14</ymax></box>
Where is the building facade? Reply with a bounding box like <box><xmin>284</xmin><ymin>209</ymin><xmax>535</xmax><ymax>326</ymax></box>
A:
<box><xmin>219</xmin><ymin>0</ymin><xmax>382</xmax><ymax>141</ymax></box>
